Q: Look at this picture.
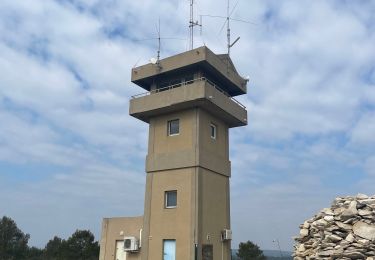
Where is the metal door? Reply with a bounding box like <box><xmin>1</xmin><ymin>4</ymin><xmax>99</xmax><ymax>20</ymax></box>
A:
<box><xmin>115</xmin><ymin>240</ymin><xmax>126</xmax><ymax>260</ymax></box>
<box><xmin>163</xmin><ymin>240</ymin><xmax>176</xmax><ymax>260</ymax></box>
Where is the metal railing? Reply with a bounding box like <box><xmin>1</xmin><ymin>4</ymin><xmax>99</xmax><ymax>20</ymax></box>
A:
<box><xmin>131</xmin><ymin>77</ymin><xmax>246</xmax><ymax>109</ymax></box>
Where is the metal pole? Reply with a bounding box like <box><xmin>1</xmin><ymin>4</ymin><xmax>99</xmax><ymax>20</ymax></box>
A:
<box><xmin>157</xmin><ymin>18</ymin><xmax>160</xmax><ymax>62</ymax></box>
<box><xmin>190</xmin><ymin>0</ymin><xmax>194</xmax><ymax>49</ymax></box>
<box><xmin>227</xmin><ymin>0</ymin><xmax>230</xmax><ymax>55</ymax></box>
<box><xmin>273</xmin><ymin>239</ymin><xmax>283</xmax><ymax>258</ymax></box>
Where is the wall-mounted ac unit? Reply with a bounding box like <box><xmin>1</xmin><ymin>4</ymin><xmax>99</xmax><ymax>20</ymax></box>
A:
<box><xmin>221</xmin><ymin>229</ymin><xmax>232</xmax><ymax>241</ymax></box>
<box><xmin>124</xmin><ymin>236</ymin><xmax>139</xmax><ymax>252</ymax></box>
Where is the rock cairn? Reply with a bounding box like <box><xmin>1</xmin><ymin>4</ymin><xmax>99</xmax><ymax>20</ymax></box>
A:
<box><xmin>294</xmin><ymin>194</ymin><xmax>375</xmax><ymax>260</ymax></box>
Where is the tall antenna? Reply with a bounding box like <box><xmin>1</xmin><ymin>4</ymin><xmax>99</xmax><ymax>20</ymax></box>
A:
<box><xmin>189</xmin><ymin>0</ymin><xmax>193</xmax><ymax>49</ymax></box>
<box><xmin>189</xmin><ymin>0</ymin><xmax>201</xmax><ymax>50</ymax></box>
<box><xmin>200</xmin><ymin>0</ymin><xmax>254</xmax><ymax>55</ymax></box>
<box><xmin>227</xmin><ymin>0</ymin><xmax>230</xmax><ymax>55</ymax></box>
<box><xmin>157</xmin><ymin>18</ymin><xmax>161</xmax><ymax>62</ymax></box>
<box><xmin>133</xmin><ymin>19</ymin><xmax>186</xmax><ymax>64</ymax></box>
<box><xmin>226</xmin><ymin>0</ymin><xmax>241</xmax><ymax>55</ymax></box>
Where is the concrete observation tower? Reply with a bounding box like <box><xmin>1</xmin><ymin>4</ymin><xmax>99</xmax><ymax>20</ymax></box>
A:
<box><xmin>99</xmin><ymin>46</ymin><xmax>248</xmax><ymax>260</ymax></box>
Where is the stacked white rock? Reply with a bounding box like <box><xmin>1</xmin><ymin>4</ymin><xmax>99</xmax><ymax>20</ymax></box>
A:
<box><xmin>294</xmin><ymin>194</ymin><xmax>375</xmax><ymax>260</ymax></box>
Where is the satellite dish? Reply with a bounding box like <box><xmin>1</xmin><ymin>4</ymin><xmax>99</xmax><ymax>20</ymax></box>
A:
<box><xmin>245</xmin><ymin>75</ymin><xmax>250</xmax><ymax>81</ymax></box>
<box><xmin>150</xmin><ymin>58</ymin><xmax>158</xmax><ymax>64</ymax></box>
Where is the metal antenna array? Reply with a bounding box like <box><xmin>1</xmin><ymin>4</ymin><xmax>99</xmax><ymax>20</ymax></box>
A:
<box><xmin>189</xmin><ymin>0</ymin><xmax>202</xmax><ymax>50</ymax></box>
<box><xmin>157</xmin><ymin>18</ymin><xmax>161</xmax><ymax>62</ymax></box>
<box><xmin>134</xmin><ymin>19</ymin><xmax>186</xmax><ymax>66</ymax></box>
<box><xmin>226</xmin><ymin>0</ymin><xmax>241</xmax><ymax>56</ymax></box>
<box><xmin>199</xmin><ymin>0</ymin><xmax>255</xmax><ymax>56</ymax></box>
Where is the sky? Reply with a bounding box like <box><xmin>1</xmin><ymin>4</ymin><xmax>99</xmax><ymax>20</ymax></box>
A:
<box><xmin>0</xmin><ymin>0</ymin><xmax>374</xmax><ymax>252</ymax></box>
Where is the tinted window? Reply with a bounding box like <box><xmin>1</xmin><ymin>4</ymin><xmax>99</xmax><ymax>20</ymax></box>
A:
<box><xmin>165</xmin><ymin>190</ymin><xmax>177</xmax><ymax>208</ymax></box>
<box><xmin>168</xmin><ymin>119</ymin><xmax>179</xmax><ymax>136</ymax></box>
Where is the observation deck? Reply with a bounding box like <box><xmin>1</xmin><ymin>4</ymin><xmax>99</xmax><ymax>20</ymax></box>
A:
<box><xmin>129</xmin><ymin>77</ymin><xmax>247</xmax><ymax>128</ymax></box>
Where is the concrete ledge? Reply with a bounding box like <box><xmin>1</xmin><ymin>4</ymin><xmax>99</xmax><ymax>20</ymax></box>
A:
<box><xmin>129</xmin><ymin>81</ymin><xmax>247</xmax><ymax>128</ymax></box>
<box><xmin>131</xmin><ymin>46</ymin><xmax>247</xmax><ymax>95</ymax></box>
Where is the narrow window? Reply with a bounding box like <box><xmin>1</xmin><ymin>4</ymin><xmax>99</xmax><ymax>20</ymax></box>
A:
<box><xmin>165</xmin><ymin>190</ymin><xmax>177</xmax><ymax>208</ymax></box>
<box><xmin>168</xmin><ymin>119</ymin><xmax>180</xmax><ymax>136</ymax></box>
<box><xmin>210</xmin><ymin>123</ymin><xmax>217</xmax><ymax>139</ymax></box>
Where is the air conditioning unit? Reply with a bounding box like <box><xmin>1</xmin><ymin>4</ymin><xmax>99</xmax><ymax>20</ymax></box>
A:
<box><xmin>124</xmin><ymin>237</ymin><xmax>139</xmax><ymax>252</ymax></box>
<box><xmin>221</xmin><ymin>229</ymin><xmax>232</xmax><ymax>241</ymax></box>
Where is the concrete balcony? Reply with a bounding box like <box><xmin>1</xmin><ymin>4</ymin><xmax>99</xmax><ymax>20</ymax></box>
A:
<box><xmin>129</xmin><ymin>78</ymin><xmax>247</xmax><ymax>128</ymax></box>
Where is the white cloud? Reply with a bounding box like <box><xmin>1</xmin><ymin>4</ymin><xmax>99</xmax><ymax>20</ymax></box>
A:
<box><xmin>0</xmin><ymin>0</ymin><xmax>374</xmax><ymax>251</ymax></box>
<box><xmin>350</xmin><ymin>112</ymin><xmax>375</xmax><ymax>146</ymax></box>
<box><xmin>364</xmin><ymin>156</ymin><xmax>375</xmax><ymax>176</ymax></box>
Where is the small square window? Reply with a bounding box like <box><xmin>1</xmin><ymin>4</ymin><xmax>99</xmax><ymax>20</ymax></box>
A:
<box><xmin>165</xmin><ymin>190</ymin><xmax>177</xmax><ymax>208</ymax></box>
<box><xmin>210</xmin><ymin>123</ymin><xmax>217</xmax><ymax>139</ymax></box>
<box><xmin>168</xmin><ymin>119</ymin><xmax>180</xmax><ymax>136</ymax></box>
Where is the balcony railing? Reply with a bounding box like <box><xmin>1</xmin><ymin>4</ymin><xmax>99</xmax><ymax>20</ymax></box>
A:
<box><xmin>131</xmin><ymin>77</ymin><xmax>246</xmax><ymax>109</ymax></box>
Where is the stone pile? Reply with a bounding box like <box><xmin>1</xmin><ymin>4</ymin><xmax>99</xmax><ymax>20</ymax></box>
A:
<box><xmin>294</xmin><ymin>194</ymin><xmax>375</xmax><ymax>260</ymax></box>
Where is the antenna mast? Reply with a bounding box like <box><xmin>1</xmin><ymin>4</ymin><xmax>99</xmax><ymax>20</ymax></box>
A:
<box><xmin>189</xmin><ymin>0</ymin><xmax>194</xmax><ymax>49</ymax></box>
<box><xmin>227</xmin><ymin>0</ymin><xmax>230</xmax><ymax>55</ymax></box>
<box><xmin>189</xmin><ymin>0</ymin><xmax>201</xmax><ymax>50</ymax></box>
<box><xmin>157</xmin><ymin>18</ymin><xmax>161</xmax><ymax>62</ymax></box>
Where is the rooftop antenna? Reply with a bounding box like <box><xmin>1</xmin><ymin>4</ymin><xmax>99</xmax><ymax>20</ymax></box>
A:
<box><xmin>149</xmin><ymin>19</ymin><xmax>162</xmax><ymax>69</ymax></box>
<box><xmin>226</xmin><ymin>0</ymin><xmax>241</xmax><ymax>56</ymax></box>
<box><xmin>189</xmin><ymin>0</ymin><xmax>202</xmax><ymax>50</ymax></box>
<box><xmin>200</xmin><ymin>0</ymin><xmax>255</xmax><ymax>56</ymax></box>
<box><xmin>148</xmin><ymin>19</ymin><xmax>165</xmax><ymax>69</ymax></box>
<box><xmin>133</xmin><ymin>20</ymin><xmax>186</xmax><ymax>66</ymax></box>
<box><xmin>157</xmin><ymin>18</ymin><xmax>161</xmax><ymax>62</ymax></box>
<box><xmin>226</xmin><ymin>0</ymin><xmax>230</xmax><ymax>55</ymax></box>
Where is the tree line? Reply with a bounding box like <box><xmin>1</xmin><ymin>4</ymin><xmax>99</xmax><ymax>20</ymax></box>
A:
<box><xmin>0</xmin><ymin>216</ymin><xmax>99</xmax><ymax>260</ymax></box>
<box><xmin>1</xmin><ymin>215</ymin><xmax>288</xmax><ymax>260</ymax></box>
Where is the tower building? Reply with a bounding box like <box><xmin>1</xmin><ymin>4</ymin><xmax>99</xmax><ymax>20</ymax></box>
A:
<box><xmin>99</xmin><ymin>46</ymin><xmax>247</xmax><ymax>260</ymax></box>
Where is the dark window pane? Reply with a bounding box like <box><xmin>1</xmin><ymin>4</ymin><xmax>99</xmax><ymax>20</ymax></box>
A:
<box><xmin>185</xmin><ymin>75</ymin><xmax>194</xmax><ymax>84</ymax></box>
<box><xmin>166</xmin><ymin>190</ymin><xmax>177</xmax><ymax>208</ymax></box>
<box><xmin>168</xmin><ymin>119</ymin><xmax>179</xmax><ymax>135</ymax></box>
<box><xmin>170</xmin><ymin>79</ymin><xmax>181</xmax><ymax>88</ymax></box>
<box><xmin>202</xmin><ymin>244</ymin><xmax>213</xmax><ymax>260</ymax></box>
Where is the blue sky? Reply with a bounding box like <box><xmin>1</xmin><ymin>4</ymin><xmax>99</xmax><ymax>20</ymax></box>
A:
<box><xmin>0</xmin><ymin>0</ymin><xmax>374</xmax><ymax>251</ymax></box>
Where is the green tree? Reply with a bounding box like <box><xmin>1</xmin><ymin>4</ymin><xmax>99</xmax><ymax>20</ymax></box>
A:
<box><xmin>60</xmin><ymin>230</ymin><xmax>99</xmax><ymax>260</ymax></box>
<box><xmin>44</xmin><ymin>236</ymin><xmax>63</xmax><ymax>260</ymax></box>
<box><xmin>237</xmin><ymin>241</ymin><xmax>266</xmax><ymax>260</ymax></box>
<box><xmin>26</xmin><ymin>246</ymin><xmax>44</xmax><ymax>260</ymax></box>
<box><xmin>0</xmin><ymin>216</ymin><xmax>30</xmax><ymax>260</ymax></box>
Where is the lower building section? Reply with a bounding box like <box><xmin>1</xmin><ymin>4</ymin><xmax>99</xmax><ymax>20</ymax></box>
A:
<box><xmin>141</xmin><ymin>167</ymin><xmax>231</xmax><ymax>260</ymax></box>
<box><xmin>197</xmin><ymin>168</ymin><xmax>232</xmax><ymax>260</ymax></box>
<box><xmin>99</xmin><ymin>216</ymin><xmax>143</xmax><ymax>260</ymax></box>
<box><xmin>141</xmin><ymin>168</ymin><xmax>196</xmax><ymax>260</ymax></box>
<box><xmin>99</xmin><ymin>168</ymin><xmax>231</xmax><ymax>260</ymax></box>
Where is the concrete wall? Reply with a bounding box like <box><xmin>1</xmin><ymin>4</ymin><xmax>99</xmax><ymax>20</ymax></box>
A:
<box><xmin>146</xmin><ymin>108</ymin><xmax>231</xmax><ymax>177</ymax></box>
<box><xmin>198</xmin><ymin>168</ymin><xmax>231</xmax><ymax>260</ymax></box>
<box><xmin>99</xmin><ymin>217</ymin><xmax>143</xmax><ymax>260</ymax></box>
<box><xmin>141</xmin><ymin>168</ymin><xmax>196</xmax><ymax>260</ymax></box>
<box><xmin>198</xmin><ymin>109</ymin><xmax>231</xmax><ymax>176</ymax></box>
<box><xmin>141</xmin><ymin>107</ymin><xmax>232</xmax><ymax>260</ymax></box>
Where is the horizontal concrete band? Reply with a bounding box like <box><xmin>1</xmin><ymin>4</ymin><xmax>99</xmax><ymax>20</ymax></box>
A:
<box><xmin>146</xmin><ymin>151</ymin><xmax>231</xmax><ymax>177</ymax></box>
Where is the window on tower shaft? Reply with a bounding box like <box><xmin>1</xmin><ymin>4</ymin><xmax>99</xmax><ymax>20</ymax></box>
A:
<box><xmin>168</xmin><ymin>119</ymin><xmax>179</xmax><ymax>136</ymax></box>
<box><xmin>165</xmin><ymin>190</ymin><xmax>177</xmax><ymax>208</ymax></box>
<box><xmin>210</xmin><ymin>123</ymin><xmax>217</xmax><ymax>139</ymax></box>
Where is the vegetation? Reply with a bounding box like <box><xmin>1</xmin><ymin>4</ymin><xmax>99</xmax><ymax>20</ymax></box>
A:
<box><xmin>0</xmin><ymin>216</ymin><xmax>99</xmax><ymax>260</ymax></box>
<box><xmin>236</xmin><ymin>240</ymin><xmax>266</xmax><ymax>260</ymax></box>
